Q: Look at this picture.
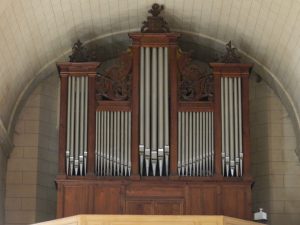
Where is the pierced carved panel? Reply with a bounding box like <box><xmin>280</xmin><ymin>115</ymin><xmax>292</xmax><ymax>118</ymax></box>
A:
<box><xmin>177</xmin><ymin>50</ymin><xmax>214</xmax><ymax>102</ymax></box>
<box><xmin>96</xmin><ymin>50</ymin><xmax>132</xmax><ymax>101</ymax></box>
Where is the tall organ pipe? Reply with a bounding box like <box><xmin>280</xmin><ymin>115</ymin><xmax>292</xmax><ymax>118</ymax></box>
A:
<box><xmin>124</xmin><ymin>112</ymin><xmax>128</xmax><ymax>176</ymax></box>
<box><xmin>229</xmin><ymin>78</ymin><xmax>235</xmax><ymax>176</ymax></box>
<box><xmin>116</xmin><ymin>112</ymin><xmax>120</xmax><ymax>175</ymax></box>
<box><xmin>128</xmin><ymin>112</ymin><xmax>132</xmax><ymax>175</ymax></box>
<box><xmin>164</xmin><ymin>47</ymin><xmax>169</xmax><ymax>175</ymax></box>
<box><xmin>151</xmin><ymin>48</ymin><xmax>158</xmax><ymax>176</ymax></box>
<box><xmin>238</xmin><ymin>78</ymin><xmax>243</xmax><ymax>176</ymax></box>
<box><xmin>95</xmin><ymin>112</ymin><xmax>99</xmax><ymax>175</ymax></box>
<box><xmin>139</xmin><ymin>47</ymin><xmax>145</xmax><ymax>175</ymax></box>
<box><xmin>192</xmin><ymin>112</ymin><xmax>196</xmax><ymax>176</ymax></box>
<box><xmin>80</xmin><ymin>77</ymin><xmax>84</xmax><ymax>175</ymax></box>
<box><xmin>158</xmin><ymin>47</ymin><xmax>164</xmax><ymax>176</ymax></box>
<box><xmin>100</xmin><ymin>112</ymin><xmax>104</xmax><ymax>176</ymax></box>
<box><xmin>145</xmin><ymin>47</ymin><xmax>151</xmax><ymax>176</ymax></box>
<box><xmin>196</xmin><ymin>113</ymin><xmax>199</xmax><ymax>176</ymax></box>
<box><xmin>178</xmin><ymin>112</ymin><xmax>182</xmax><ymax>175</ymax></box>
<box><xmin>189</xmin><ymin>113</ymin><xmax>193</xmax><ymax>175</ymax></box>
<box><xmin>66</xmin><ymin>77</ymin><xmax>71</xmax><ymax>175</ymax></box>
<box><xmin>234</xmin><ymin>78</ymin><xmax>239</xmax><ymax>176</ymax></box>
<box><xmin>120</xmin><ymin>112</ymin><xmax>124</xmax><ymax>175</ymax></box>
<box><xmin>84</xmin><ymin>78</ymin><xmax>88</xmax><ymax>174</ymax></box>
<box><xmin>181</xmin><ymin>112</ymin><xmax>186</xmax><ymax>175</ymax></box>
<box><xmin>113</xmin><ymin>112</ymin><xmax>117</xmax><ymax>175</ymax></box>
<box><xmin>220</xmin><ymin>77</ymin><xmax>244</xmax><ymax>177</ymax></box>
<box><xmin>221</xmin><ymin>78</ymin><xmax>225</xmax><ymax>176</ymax></box>
<box><xmin>70</xmin><ymin>76</ymin><xmax>75</xmax><ymax>175</ymax></box>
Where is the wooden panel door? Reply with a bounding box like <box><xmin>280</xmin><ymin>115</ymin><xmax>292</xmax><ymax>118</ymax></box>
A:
<box><xmin>62</xmin><ymin>185</ymin><xmax>89</xmax><ymax>217</ymax></box>
<box><xmin>94</xmin><ymin>185</ymin><xmax>123</xmax><ymax>214</ymax></box>
<box><xmin>188</xmin><ymin>186</ymin><xmax>219</xmax><ymax>215</ymax></box>
<box><xmin>155</xmin><ymin>200</ymin><xmax>184</xmax><ymax>215</ymax></box>
<box><xmin>221</xmin><ymin>186</ymin><xmax>249</xmax><ymax>219</ymax></box>
<box><xmin>125</xmin><ymin>200</ymin><xmax>154</xmax><ymax>214</ymax></box>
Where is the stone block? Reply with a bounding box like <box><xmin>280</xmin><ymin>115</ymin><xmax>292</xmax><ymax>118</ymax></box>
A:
<box><xmin>21</xmin><ymin>198</ymin><xmax>36</xmax><ymax>210</ymax></box>
<box><xmin>5</xmin><ymin>210</ymin><xmax>35</xmax><ymax>224</ymax></box>
<box><xmin>285</xmin><ymin>201</ymin><xmax>300</xmax><ymax>213</ymax></box>
<box><xmin>6</xmin><ymin>172</ymin><xmax>22</xmax><ymax>185</ymax></box>
<box><xmin>22</xmin><ymin>172</ymin><xmax>37</xmax><ymax>185</ymax></box>
<box><xmin>6</xmin><ymin>184</ymin><xmax>36</xmax><ymax>198</ymax></box>
<box><xmin>5</xmin><ymin>197</ymin><xmax>21</xmax><ymax>210</ymax></box>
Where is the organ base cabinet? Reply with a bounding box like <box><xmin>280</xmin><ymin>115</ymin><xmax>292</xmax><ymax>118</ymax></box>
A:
<box><xmin>56</xmin><ymin>4</ymin><xmax>254</xmax><ymax>221</ymax></box>
<box><xmin>56</xmin><ymin>178</ymin><xmax>252</xmax><ymax>219</ymax></box>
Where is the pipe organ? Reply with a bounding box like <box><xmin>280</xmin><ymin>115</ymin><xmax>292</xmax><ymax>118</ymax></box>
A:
<box><xmin>56</xmin><ymin>4</ymin><xmax>253</xmax><ymax>221</ymax></box>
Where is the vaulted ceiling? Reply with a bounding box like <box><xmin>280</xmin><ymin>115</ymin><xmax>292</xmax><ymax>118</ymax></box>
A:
<box><xmin>0</xmin><ymin>0</ymin><xmax>300</xmax><ymax>155</ymax></box>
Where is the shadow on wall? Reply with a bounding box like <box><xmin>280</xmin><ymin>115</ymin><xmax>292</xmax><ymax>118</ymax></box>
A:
<box><xmin>5</xmin><ymin>75</ymin><xmax>59</xmax><ymax>225</ymax></box>
<box><xmin>250</xmin><ymin>76</ymin><xmax>300</xmax><ymax>225</ymax></box>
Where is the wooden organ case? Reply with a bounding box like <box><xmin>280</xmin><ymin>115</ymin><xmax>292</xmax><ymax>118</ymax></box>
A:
<box><xmin>56</xmin><ymin>4</ymin><xmax>253</xmax><ymax>220</ymax></box>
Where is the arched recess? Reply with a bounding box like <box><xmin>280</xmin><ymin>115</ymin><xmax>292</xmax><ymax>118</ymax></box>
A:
<box><xmin>6</xmin><ymin>30</ymin><xmax>300</xmax><ymax>160</ymax></box>
<box><xmin>3</xmin><ymin>31</ymin><xmax>300</xmax><ymax>225</ymax></box>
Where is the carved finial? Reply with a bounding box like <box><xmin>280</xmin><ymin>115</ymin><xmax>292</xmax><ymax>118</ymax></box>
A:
<box><xmin>141</xmin><ymin>3</ymin><xmax>170</xmax><ymax>33</ymax></box>
<box><xmin>69</xmin><ymin>40</ymin><xmax>96</xmax><ymax>62</ymax></box>
<box><xmin>148</xmin><ymin>3</ymin><xmax>163</xmax><ymax>17</ymax></box>
<box><xmin>220</xmin><ymin>41</ymin><xmax>241</xmax><ymax>63</ymax></box>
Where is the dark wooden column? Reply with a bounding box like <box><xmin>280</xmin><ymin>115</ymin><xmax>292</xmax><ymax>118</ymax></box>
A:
<box><xmin>130</xmin><ymin>45</ymin><xmax>140</xmax><ymax>178</ymax></box>
<box><xmin>169</xmin><ymin>45</ymin><xmax>178</xmax><ymax>177</ymax></box>
<box><xmin>87</xmin><ymin>72</ymin><xmax>96</xmax><ymax>176</ymax></box>
<box><xmin>212</xmin><ymin>74</ymin><xmax>222</xmax><ymax>177</ymax></box>
<box><xmin>242</xmin><ymin>75</ymin><xmax>251</xmax><ymax>178</ymax></box>
<box><xmin>57</xmin><ymin>73</ymin><xmax>68</xmax><ymax>177</ymax></box>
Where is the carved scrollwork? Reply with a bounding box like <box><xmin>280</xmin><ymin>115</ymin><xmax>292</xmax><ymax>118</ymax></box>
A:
<box><xmin>177</xmin><ymin>50</ymin><xmax>214</xmax><ymax>101</ymax></box>
<box><xmin>141</xmin><ymin>3</ymin><xmax>170</xmax><ymax>33</ymax></box>
<box><xmin>96</xmin><ymin>50</ymin><xmax>132</xmax><ymax>101</ymax></box>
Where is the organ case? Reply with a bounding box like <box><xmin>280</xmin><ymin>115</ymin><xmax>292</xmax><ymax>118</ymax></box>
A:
<box><xmin>56</xmin><ymin>4</ymin><xmax>253</xmax><ymax>220</ymax></box>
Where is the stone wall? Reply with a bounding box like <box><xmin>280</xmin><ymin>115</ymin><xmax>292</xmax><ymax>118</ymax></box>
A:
<box><xmin>250</xmin><ymin>77</ymin><xmax>300</xmax><ymax>225</ymax></box>
<box><xmin>4</xmin><ymin>76</ymin><xmax>58</xmax><ymax>225</ymax></box>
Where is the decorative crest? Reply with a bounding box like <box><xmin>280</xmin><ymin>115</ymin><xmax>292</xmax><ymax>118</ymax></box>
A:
<box><xmin>141</xmin><ymin>3</ymin><xmax>170</xmax><ymax>33</ymax></box>
<box><xmin>178</xmin><ymin>50</ymin><xmax>214</xmax><ymax>101</ymax></box>
<box><xmin>69</xmin><ymin>40</ymin><xmax>96</xmax><ymax>62</ymax></box>
<box><xmin>219</xmin><ymin>41</ymin><xmax>241</xmax><ymax>63</ymax></box>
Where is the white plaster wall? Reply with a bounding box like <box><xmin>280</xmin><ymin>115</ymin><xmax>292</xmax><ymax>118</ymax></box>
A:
<box><xmin>250</xmin><ymin>77</ymin><xmax>300</xmax><ymax>225</ymax></box>
<box><xmin>0</xmin><ymin>1</ymin><xmax>299</xmax><ymax>161</ymax></box>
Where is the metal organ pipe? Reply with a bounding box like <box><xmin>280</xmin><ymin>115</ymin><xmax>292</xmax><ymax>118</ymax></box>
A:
<box><xmin>234</xmin><ymin>78</ymin><xmax>239</xmax><ymax>176</ymax></box>
<box><xmin>66</xmin><ymin>76</ymin><xmax>71</xmax><ymax>175</ymax></box>
<box><xmin>94</xmin><ymin>110</ymin><xmax>131</xmax><ymax>176</ymax></box>
<box><xmin>65</xmin><ymin>76</ymin><xmax>88</xmax><ymax>176</ymax></box>
<box><xmin>178</xmin><ymin>112</ymin><xmax>182</xmax><ymax>175</ymax></box>
<box><xmin>192</xmin><ymin>112</ymin><xmax>196</xmax><ymax>176</ymax></box>
<box><xmin>144</xmin><ymin>47</ymin><xmax>151</xmax><ymax>176</ymax></box>
<box><xmin>238</xmin><ymin>78</ymin><xmax>243</xmax><ymax>176</ymax></box>
<box><xmin>221</xmin><ymin>76</ymin><xmax>243</xmax><ymax>177</ymax></box>
<box><xmin>151</xmin><ymin>48</ymin><xmax>158</xmax><ymax>176</ymax></box>
<box><xmin>70</xmin><ymin>76</ymin><xmax>75</xmax><ymax>175</ymax></box>
<box><xmin>139</xmin><ymin>47</ymin><xmax>145</xmax><ymax>175</ymax></box>
<box><xmin>139</xmin><ymin>47</ymin><xmax>170</xmax><ymax>176</ymax></box>
<box><xmin>158</xmin><ymin>47</ymin><xmax>164</xmax><ymax>176</ymax></box>
<box><xmin>221</xmin><ymin>78</ymin><xmax>225</xmax><ymax>176</ymax></box>
<box><xmin>79</xmin><ymin>77</ymin><xmax>84</xmax><ymax>175</ymax></box>
<box><xmin>164</xmin><ymin>47</ymin><xmax>169</xmax><ymax>175</ymax></box>
<box><xmin>177</xmin><ymin>112</ymin><xmax>214</xmax><ymax>176</ymax></box>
